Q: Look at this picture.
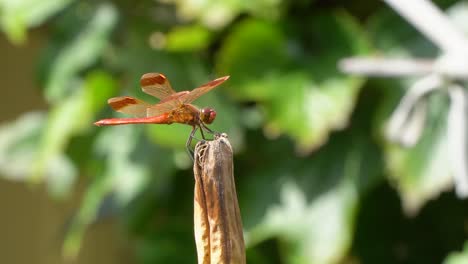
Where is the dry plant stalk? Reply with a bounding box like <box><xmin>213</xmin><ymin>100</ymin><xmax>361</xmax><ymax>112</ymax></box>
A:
<box><xmin>193</xmin><ymin>134</ymin><xmax>245</xmax><ymax>264</ymax></box>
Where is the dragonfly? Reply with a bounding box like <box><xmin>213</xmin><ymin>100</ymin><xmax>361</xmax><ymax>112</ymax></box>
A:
<box><xmin>94</xmin><ymin>72</ymin><xmax>230</xmax><ymax>155</ymax></box>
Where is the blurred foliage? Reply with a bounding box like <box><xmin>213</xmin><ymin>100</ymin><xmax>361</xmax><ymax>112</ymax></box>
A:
<box><xmin>444</xmin><ymin>241</ymin><xmax>468</xmax><ymax>264</ymax></box>
<box><xmin>1</xmin><ymin>0</ymin><xmax>468</xmax><ymax>263</ymax></box>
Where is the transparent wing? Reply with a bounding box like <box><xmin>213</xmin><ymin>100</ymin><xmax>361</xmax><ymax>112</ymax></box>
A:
<box><xmin>146</xmin><ymin>99</ymin><xmax>181</xmax><ymax>117</ymax></box>
<box><xmin>108</xmin><ymin>96</ymin><xmax>151</xmax><ymax>118</ymax></box>
<box><xmin>140</xmin><ymin>72</ymin><xmax>176</xmax><ymax>99</ymax></box>
<box><xmin>180</xmin><ymin>76</ymin><xmax>230</xmax><ymax>104</ymax></box>
<box><xmin>147</xmin><ymin>91</ymin><xmax>190</xmax><ymax>116</ymax></box>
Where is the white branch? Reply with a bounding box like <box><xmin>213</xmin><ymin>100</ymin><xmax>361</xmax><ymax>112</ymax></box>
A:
<box><xmin>384</xmin><ymin>0</ymin><xmax>468</xmax><ymax>54</ymax></box>
<box><xmin>448</xmin><ymin>84</ymin><xmax>468</xmax><ymax>197</ymax></box>
<box><xmin>386</xmin><ymin>74</ymin><xmax>443</xmax><ymax>146</ymax></box>
<box><xmin>339</xmin><ymin>58</ymin><xmax>434</xmax><ymax>76</ymax></box>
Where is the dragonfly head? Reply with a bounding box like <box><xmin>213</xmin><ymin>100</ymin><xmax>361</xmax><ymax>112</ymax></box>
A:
<box><xmin>200</xmin><ymin>107</ymin><xmax>216</xmax><ymax>124</ymax></box>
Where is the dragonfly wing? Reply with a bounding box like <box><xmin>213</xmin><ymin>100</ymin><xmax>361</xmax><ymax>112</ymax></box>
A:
<box><xmin>140</xmin><ymin>73</ymin><xmax>176</xmax><ymax>99</ymax></box>
<box><xmin>181</xmin><ymin>75</ymin><xmax>230</xmax><ymax>104</ymax></box>
<box><xmin>147</xmin><ymin>99</ymin><xmax>181</xmax><ymax>117</ymax></box>
<box><xmin>108</xmin><ymin>96</ymin><xmax>151</xmax><ymax>118</ymax></box>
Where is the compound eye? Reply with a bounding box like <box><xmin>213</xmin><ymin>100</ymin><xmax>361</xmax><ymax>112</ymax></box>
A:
<box><xmin>201</xmin><ymin>108</ymin><xmax>216</xmax><ymax>124</ymax></box>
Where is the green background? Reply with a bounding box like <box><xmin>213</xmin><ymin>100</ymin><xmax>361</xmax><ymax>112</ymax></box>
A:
<box><xmin>0</xmin><ymin>0</ymin><xmax>468</xmax><ymax>263</ymax></box>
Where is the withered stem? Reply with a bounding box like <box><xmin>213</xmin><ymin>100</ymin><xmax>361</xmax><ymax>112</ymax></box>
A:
<box><xmin>193</xmin><ymin>134</ymin><xmax>245</xmax><ymax>264</ymax></box>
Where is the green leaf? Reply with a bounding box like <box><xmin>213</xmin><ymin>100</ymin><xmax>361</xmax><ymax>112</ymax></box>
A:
<box><xmin>147</xmin><ymin>124</ymin><xmax>193</xmax><ymax>150</ymax></box>
<box><xmin>0</xmin><ymin>0</ymin><xmax>74</xmax><ymax>44</ymax></box>
<box><xmin>260</xmin><ymin>72</ymin><xmax>362</xmax><ymax>154</ymax></box>
<box><xmin>32</xmin><ymin>71</ymin><xmax>117</xmax><ymax>192</ymax></box>
<box><xmin>165</xmin><ymin>25</ymin><xmax>213</xmax><ymax>52</ymax></box>
<box><xmin>444</xmin><ymin>241</ymin><xmax>468</xmax><ymax>264</ymax></box>
<box><xmin>0</xmin><ymin>112</ymin><xmax>45</xmax><ymax>180</ymax></box>
<box><xmin>0</xmin><ymin>112</ymin><xmax>77</xmax><ymax>197</ymax></box>
<box><xmin>164</xmin><ymin>0</ymin><xmax>284</xmax><ymax>29</ymax></box>
<box><xmin>383</xmin><ymin>91</ymin><xmax>452</xmax><ymax>214</ymax></box>
<box><xmin>249</xmin><ymin>180</ymin><xmax>357</xmax><ymax>264</ymax></box>
<box><xmin>242</xmin><ymin>130</ymin><xmax>382</xmax><ymax>263</ymax></box>
<box><xmin>369</xmin><ymin>6</ymin><xmax>459</xmax><ymax>212</ymax></box>
<box><xmin>369</xmin><ymin>0</ymin><xmax>468</xmax><ymax>214</ymax></box>
<box><xmin>367</xmin><ymin>8</ymin><xmax>437</xmax><ymax>56</ymax></box>
<box><xmin>84</xmin><ymin>70</ymin><xmax>118</xmax><ymax>113</ymax></box>
<box><xmin>217</xmin><ymin>14</ymin><xmax>369</xmax><ymax>153</ymax></box>
<box><xmin>217</xmin><ymin>19</ymin><xmax>289</xmax><ymax>93</ymax></box>
<box><xmin>45</xmin><ymin>3</ymin><xmax>117</xmax><ymax>102</ymax></box>
<box><xmin>164</xmin><ymin>0</ymin><xmax>236</xmax><ymax>29</ymax></box>
<box><xmin>64</xmin><ymin>125</ymin><xmax>175</xmax><ymax>257</ymax></box>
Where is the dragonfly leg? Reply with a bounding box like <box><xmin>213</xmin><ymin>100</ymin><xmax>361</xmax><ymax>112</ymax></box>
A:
<box><xmin>200</xmin><ymin>122</ymin><xmax>218</xmax><ymax>135</ymax></box>
<box><xmin>201</xmin><ymin>122</ymin><xmax>213</xmax><ymax>133</ymax></box>
<box><xmin>199</xmin><ymin>125</ymin><xmax>206</xmax><ymax>140</ymax></box>
<box><xmin>186</xmin><ymin>126</ymin><xmax>198</xmax><ymax>159</ymax></box>
<box><xmin>200</xmin><ymin>122</ymin><xmax>221</xmax><ymax>141</ymax></box>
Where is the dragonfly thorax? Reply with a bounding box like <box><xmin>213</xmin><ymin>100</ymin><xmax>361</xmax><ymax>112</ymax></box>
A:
<box><xmin>200</xmin><ymin>107</ymin><xmax>216</xmax><ymax>124</ymax></box>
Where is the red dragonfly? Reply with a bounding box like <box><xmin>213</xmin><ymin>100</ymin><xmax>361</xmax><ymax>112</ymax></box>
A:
<box><xmin>94</xmin><ymin>72</ymin><xmax>230</xmax><ymax>154</ymax></box>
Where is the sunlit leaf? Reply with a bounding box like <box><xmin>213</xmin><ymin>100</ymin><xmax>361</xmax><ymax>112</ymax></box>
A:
<box><xmin>261</xmin><ymin>72</ymin><xmax>362</xmax><ymax>154</ymax></box>
<box><xmin>84</xmin><ymin>70</ymin><xmax>119</xmax><ymax>113</ymax></box>
<box><xmin>164</xmin><ymin>0</ymin><xmax>283</xmax><ymax>29</ymax></box>
<box><xmin>248</xmin><ymin>181</ymin><xmax>356</xmax><ymax>264</ymax></box>
<box><xmin>0</xmin><ymin>0</ymin><xmax>74</xmax><ymax>44</ymax></box>
<box><xmin>165</xmin><ymin>25</ymin><xmax>212</xmax><ymax>52</ymax></box>
<box><xmin>0</xmin><ymin>112</ymin><xmax>77</xmax><ymax>197</ymax></box>
<box><xmin>64</xmin><ymin>125</ymin><xmax>175</xmax><ymax>257</ymax></box>
<box><xmin>444</xmin><ymin>241</ymin><xmax>468</xmax><ymax>264</ymax></box>
<box><xmin>166</xmin><ymin>0</ymin><xmax>237</xmax><ymax>29</ymax></box>
<box><xmin>64</xmin><ymin>126</ymin><xmax>144</xmax><ymax>257</ymax></box>
<box><xmin>0</xmin><ymin>112</ymin><xmax>45</xmax><ymax>180</ymax></box>
<box><xmin>45</xmin><ymin>3</ymin><xmax>117</xmax><ymax>102</ymax></box>
<box><xmin>147</xmin><ymin>124</ymin><xmax>192</xmax><ymax>150</ymax></box>
<box><xmin>242</xmin><ymin>129</ymin><xmax>382</xmax><ymax>263</ymax></box>
<box><xmin>383</xmin><ymin>92</ymin><xmax>452</xmax><ymax>214</ymax></box>
<box><xmin>217</xmin><ymin>19</ymin><xmax>289</xmax><ymax>94</ymax></box>
<box><xmin>217</xmin><ymin>15</ymin><xmax>368</xmax><ymax>153</ymax></box>
<box><xmin>369</xmin><ymin>7</ymin><xmax>464</xmax><ymax>213</ymax></box>
<box><xmin>32</xmin><ymin>71</ymin><xmax>117</xmax><ymax>190</ymax></box>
